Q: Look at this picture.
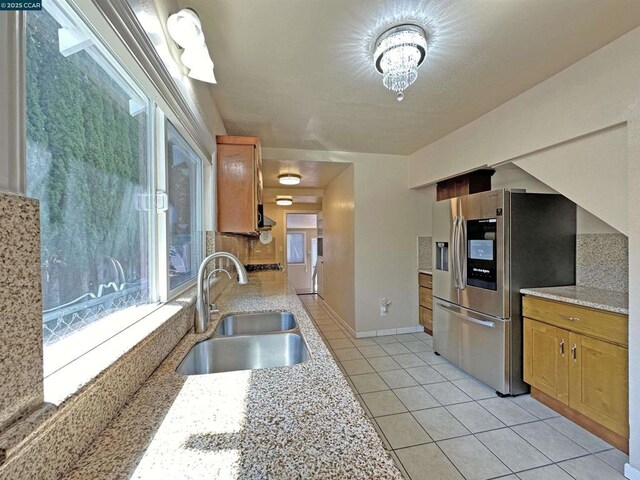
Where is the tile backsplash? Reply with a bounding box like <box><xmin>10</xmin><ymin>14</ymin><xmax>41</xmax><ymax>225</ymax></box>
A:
<box><xmin>417</xmin><ymin>236</ymin><xmax>432</xmax><ymax>271</ymax></box>
<box><xmin>576</xmin><ymin>233</ymin><xmax>628</xmax><ymax>293</ymax></box>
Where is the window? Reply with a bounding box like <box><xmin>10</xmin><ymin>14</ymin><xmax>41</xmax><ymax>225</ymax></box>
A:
<box><xmin>25</xmin><ymin>1</ymin><xmax>206</xmax><ymax>375</ymax></box>
<box><xmin>287</xmin><ymin>233</ymin><xmax>306</xmax><ymax>264</ymax></box>
<box><xmin>166</xmin><ymin>121</ymin><xmax>203</xmax><ymax>291</ymax></box>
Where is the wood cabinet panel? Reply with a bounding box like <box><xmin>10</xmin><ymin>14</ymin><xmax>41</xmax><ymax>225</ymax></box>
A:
<box><xmin>523</xmin><ymin>318</ymin><xmax>569</xmax><ymax>404</ymax></box>
<box><xmin>419</xmin><ymin>306</ymin><xmax>433</xmax><ymax>331</ymax></box>
<box><xmin>419</xmin><ymin>287</ymin><xmax>433</xmax><ymax>309</ymax></box>
<box><xmin>523</xmin><ymin>296</ymin><xmax>628</xmax><ymax>347</ymax></box>
<box><xmin>216</xmin><ymin>136</ymin><xmax>262</xmax><ymax>234</ymax></box>
<box><xmin>569</xmin><ymin>333</ymin><xmax>629</xmax><ymax>437</ymax></box>
<box><xmin>436</xmin><ymin>170</ymin><xmax>494</xmax><ymax>201</ymax></box>
<box><xmin>418</xmin><ymin>273</ymin><xmax>432</xmax><ymax>288</ymax></box>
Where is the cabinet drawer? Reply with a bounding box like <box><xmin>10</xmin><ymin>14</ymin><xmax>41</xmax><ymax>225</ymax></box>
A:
<box><xmin>419</xmin><ymin>306</ymin><xmax>433</xmax><ymax>329</ymax></box>
<box><xmin>419</xmin><ymin>273</ymin><xmax>432</xmax><ymax>288</ymax></box>
<box><xmin>419</xmin><ymin>287</ymin><xmax>433</xmax><ymax>309</ymax></box>
<box><xmin>523</xmin><ymin>296</ymin><xmax>628</xmax><ymax>347</ymax></box>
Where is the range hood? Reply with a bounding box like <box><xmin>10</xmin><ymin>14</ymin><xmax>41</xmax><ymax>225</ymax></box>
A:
<box><xmin>257</xmin><ymin>205</ymin><xmax>276</xmax><ymax>230</ymax></box>
<box><xmin>263</xmin><ymin>215</ymin><xmax>276</xmax><ymax>228</ymax></box>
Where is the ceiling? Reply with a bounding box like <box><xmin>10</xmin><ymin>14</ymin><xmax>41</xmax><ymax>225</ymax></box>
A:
<box><xmin>262</xmin><ymin>159</ymin><xmax>351</xmax><ymax>189</ymax></box>
<box><xmin>262</xmin><ymin>158</ymin><xmax>351</xmax><ymax>204</ymax></box>
<box><xmin>184</xmin><ymin>0</ymin><xmax>640</xmax><ymax>155</ymax></box>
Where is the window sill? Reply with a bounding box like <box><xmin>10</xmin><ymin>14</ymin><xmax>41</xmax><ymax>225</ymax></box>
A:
<box><xmin>43</xmin><ymin>285</ymin><xmax>198</xmax><ymax>406</ymax></box>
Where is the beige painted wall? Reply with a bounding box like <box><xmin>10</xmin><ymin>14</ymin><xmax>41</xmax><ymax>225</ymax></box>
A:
<box><xmin>322</xmin><ymin>165</ymin><xmax>356</xmax><ymax>330</ymax></box>
<box><xmin>263</xmin><ymin>148</ymin><xmax>420</xmax><ymax>334</ymax></box>
<box><xmin>353</xmin><ymin>156</ymin><xmax>418</xmax><ymax>332</ymax></box>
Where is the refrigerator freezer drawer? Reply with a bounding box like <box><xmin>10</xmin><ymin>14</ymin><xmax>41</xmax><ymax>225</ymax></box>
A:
<box><xmin>433</xmin><ymin>299</ymin><xmax>509</xmax><ymax>394</ymax></box>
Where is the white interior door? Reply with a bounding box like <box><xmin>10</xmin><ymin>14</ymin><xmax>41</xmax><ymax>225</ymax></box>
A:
<box><xmin>287</xmin><ymin>231</ymin><xmax>311</xmax><ymax>292</ymax></box>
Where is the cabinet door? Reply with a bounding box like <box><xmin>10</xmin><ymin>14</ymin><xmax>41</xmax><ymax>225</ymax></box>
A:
<box><xmin>523</xmin><ymin>318</ymin><xmax>570</xmax><ymax>404</ymax></box>
<box><xmin>419</xmin><ymin>306</ymin><xmax>432</xmax><ymax>330</ymax></box>
<box><xmin>419</xmin><ymin>287</ymin><xmax>433</xmax><ymax>309</ymax></box>
<box><xmin>569</xmin><ymin>333</ymin><xmax>629</xmax><ymax>437</ymax></box>
<box><xmin>217</xmin><ymin>143</ymin><xmax>256</xmax><ymax>233</ymax></box>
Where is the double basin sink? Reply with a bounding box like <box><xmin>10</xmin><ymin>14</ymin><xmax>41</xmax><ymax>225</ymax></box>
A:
<box><xmin>178</xmin><ymin>312</ymin><xmax>309</xmax><ymax>375</ymax></box>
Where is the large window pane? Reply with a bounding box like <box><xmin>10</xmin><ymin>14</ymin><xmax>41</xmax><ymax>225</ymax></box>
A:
<box><xmin>287</xmin><ymin>233</ymin><xmax>305</xmax><ymax>264</ymax></box>
<box><xmin>26</xmin><ymin>4</ymin><xmax>155</xmax><ymax>372</ymax></box>
<box><xmin>166</xmin><ymin>121</ymin><xmax>203</xmax><ymax>290</ymax></box>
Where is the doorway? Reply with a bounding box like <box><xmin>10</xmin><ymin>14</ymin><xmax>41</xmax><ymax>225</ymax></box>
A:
<box><xmin>286</xmin><ymin>213</ymin><xmax>318</xmax><ymax>294</ymax></box>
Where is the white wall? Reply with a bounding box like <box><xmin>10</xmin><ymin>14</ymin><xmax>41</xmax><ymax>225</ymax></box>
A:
<box><xmin>322</xmin><ymin>165</ymin><xmax>355</xmax><ymax>329</ymax></box>
<box><xmin>413</xmin><ymin>164</ymin><xmax>619</xmax><ymax>239</ymax></box>
<box><xmin>626</xmin><ymin>118</ymin><xmax>640</xmax><ymax>479</ymax></box>
<box><xmin>408</xmin><ymin>27</ymin><xmax>640</xmax><ymax>188</ymax></box>
<box><xmin>514</xmin><ymin>125</ymin><xmax>627</xmax><ymax>233</ymax></box>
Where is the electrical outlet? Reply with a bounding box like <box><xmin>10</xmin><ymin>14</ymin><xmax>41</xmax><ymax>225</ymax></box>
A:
<box><xmin>380</xmin><ymin>297</ymin><xmax>391</xmax><ymax>316</ymax></box>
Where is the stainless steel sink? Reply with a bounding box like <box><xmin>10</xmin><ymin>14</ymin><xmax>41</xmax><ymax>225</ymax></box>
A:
<box><xmin>215</xmin><ymin>311</ymin><xmax>297</xmax><ymax>336</ymax></box>
<box><xmin>177</xmin><ymin>333</ymin><xmax>309</xmax><ymax>375</ymax></box>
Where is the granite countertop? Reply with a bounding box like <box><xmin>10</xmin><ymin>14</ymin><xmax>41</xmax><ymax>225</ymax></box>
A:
<box><xmin>418</xmin><ymin>269</ymin><xmax>433</xmax><ymax>275</ymax></box>
<box><xmin>520</xmin><ymin>285</ymin><xmax>629</xmax><ymax>315</ymax></box>
<box><xmin>63</xmin><ymin>271</ymin><xmax>400</xmax><ymax>480</ymax></box>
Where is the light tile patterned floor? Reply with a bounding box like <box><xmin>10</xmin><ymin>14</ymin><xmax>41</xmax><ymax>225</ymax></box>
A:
<box><xmin>299</xmin><ymin>294</ymin><xmax>628</xmax><ymax>480</ymax></box>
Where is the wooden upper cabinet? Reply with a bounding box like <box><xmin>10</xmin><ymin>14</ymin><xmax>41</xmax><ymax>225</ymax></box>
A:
<box><xmin>216</xmin><ymin>136</ymin><xmax>262</xmax><ymax>234</ymax></box>
<box><xmin>436</xmin><ymin>169</ymin><xmax>494</xmax><ymax>201</ymax></box>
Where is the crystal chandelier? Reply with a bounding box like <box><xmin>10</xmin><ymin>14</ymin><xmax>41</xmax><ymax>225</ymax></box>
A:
<box><xmin>374</xmin><ymin>24</ymin><xmax>428</xmax><ymax>101</ymax></box>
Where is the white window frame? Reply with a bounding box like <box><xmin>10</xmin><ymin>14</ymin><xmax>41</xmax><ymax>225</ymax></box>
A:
<box><xmin>161</xmin><ymin>115</ymin><xmax>206</xmax><ymax>299</ymax></box>
<box><xmin>16</xmin><ymin>0</ymin><xmax>211</xmax><ymax>374</ymax></box>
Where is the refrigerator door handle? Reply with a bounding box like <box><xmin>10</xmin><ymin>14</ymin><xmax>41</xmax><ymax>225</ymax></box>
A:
<box><xmin>435</xmin><ymin>302</ymin><xmax>497</xmax><ymax>328</ymax></box>
<box><xmin>451</xmin><ymin>216</ymin><xmax>460</xmax><ymax>289</ymax></box>
<box><xmin>459</xmin><ymin>216</ymin><xmax>467</xmax><ymax>289</ymax></box>
<box><xmin>449</xmin><ymin>216</ymin><xmax>458</xmax><ymax>288</ymax></box>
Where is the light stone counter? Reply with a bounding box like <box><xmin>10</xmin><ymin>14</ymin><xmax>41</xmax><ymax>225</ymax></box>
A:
<box><xmin>520</xmin><ymin>285</ymin><xmax>629</xmax><ymax>315</ymax></box>
<box><xmin>63</xmin><ymin>270</ymin><xmax>401</xmax><ymax>480</ymax></box>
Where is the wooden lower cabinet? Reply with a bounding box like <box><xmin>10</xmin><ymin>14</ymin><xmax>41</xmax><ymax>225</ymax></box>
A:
<box><xmin>523</xmin><ymin>319</ymin><xmax>569</xmax><ymax>404</ymax></box>
<box><xmin>523</xmin><ymin>296</ymin><xmax>629</xmax><ymax>451</ymax></box>
<box><xmin>419</xmin><ymin>306</ymin><xmax>432</xmax><ymax>332</ymax></box>
<box><xmin>418</xmin><ymin>273</ymin><xmax>433</xmax><ymax>334</ymax></box>
<box><xmin>569</xmin><ymin>333</ymin><xmax>629</xmax><ymax>437</ymax></box>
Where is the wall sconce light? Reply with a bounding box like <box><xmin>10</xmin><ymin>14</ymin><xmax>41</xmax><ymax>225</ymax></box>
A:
<box><xmin>167</xmin><ymin>8</ymin><xmax>216</xmax><ymax>84</ymax></box>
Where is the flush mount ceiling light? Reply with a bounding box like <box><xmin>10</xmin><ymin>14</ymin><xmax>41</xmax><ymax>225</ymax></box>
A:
<box><xmin>278</xmin><ymin>173</ymin><xmax>302</xmax><ymax>186</ymax></box>
<box><xmin>374</xmin><ymin>24</ymin><xmax>427</xmax><ymax>102</ymax></box>
<box><xmin>276</xmin><ymin>196</ymin><xmax>293</xmax><ymax>206</ymax></box>
<box><xmin>167</xmin><ymin>9</ymin><xmax>217</xmax><ymax>84</ymax></box>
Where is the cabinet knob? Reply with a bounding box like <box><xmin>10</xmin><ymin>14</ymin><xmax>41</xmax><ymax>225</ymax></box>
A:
<box><xmin>559</xmin><ymin>339</ymin><xmax>565</xmax><ymax>355</ymax></box>
<box><xmin>571</xmin><ymin>344</ymin><xmax>577</xmax><ymax>360</ymax></box>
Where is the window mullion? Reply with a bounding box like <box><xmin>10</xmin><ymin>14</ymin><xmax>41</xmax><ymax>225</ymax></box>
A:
<box><xmin>155</xmin><ymin>108</ymin><xmax>169</xmax><ymax>303</ymax></box>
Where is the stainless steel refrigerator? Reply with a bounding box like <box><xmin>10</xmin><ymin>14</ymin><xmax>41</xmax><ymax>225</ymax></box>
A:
<box><xmin>432</xmin><ymin>189</ymin><xmax>576</xmax><ymax>396</ymax></box>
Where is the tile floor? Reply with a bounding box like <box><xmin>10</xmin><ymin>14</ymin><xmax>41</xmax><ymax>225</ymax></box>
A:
<box><xmin>299</xmin><ymin>294</ymin><xmax>629</xmax><ymax>480</ymax></box>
